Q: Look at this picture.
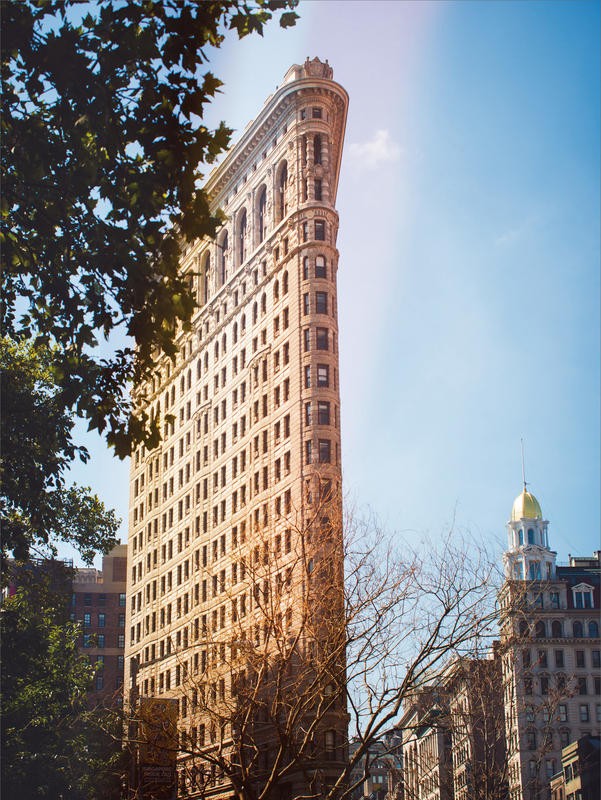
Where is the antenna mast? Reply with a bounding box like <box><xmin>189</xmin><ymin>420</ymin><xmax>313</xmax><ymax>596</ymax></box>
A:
<box><xmin>521</xmin><ymin>438</ymin><xmax>527</xmax><ymax>490</ymax></box>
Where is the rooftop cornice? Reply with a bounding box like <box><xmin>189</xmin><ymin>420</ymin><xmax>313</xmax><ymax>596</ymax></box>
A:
<box><xmin>205</xmin><ymin>71</ymin><xmax>349</xmax><ymax>205</ymax></box>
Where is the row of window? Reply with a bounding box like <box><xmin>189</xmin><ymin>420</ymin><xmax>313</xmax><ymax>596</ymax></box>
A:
<box><xmin>518</xmin><ymin>619</ymin><xmax>599</xmax><ymax>638</ymax></box>
<box><xmin>522</xmin><ymin>647</ymin><xmax>601</xmax><ymax>669</ymax></box>
<box><xmin>81</xmin><ymin>612</ymin><xmax>125</xmax><ymax>628</ymax></box>
<box><xmin>526</xmin><ymin>701</ymin><xmax>601</xmax><ymax>724</ymax></box>
<box><xmin>523</xmin><ymin>673</ymin><xmax>601</xmax><ymax>696</ymax></box>
<box><xmin>82</xmin><ymin>633</ymin><xmax>125</xmax><ymax>649</ymax></box>
<box><xmin>76</xmin><ymin>592</ymin><xmax>126</xmax><ymax>606</ymax></box>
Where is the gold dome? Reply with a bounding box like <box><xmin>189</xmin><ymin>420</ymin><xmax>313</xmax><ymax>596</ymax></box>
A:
<box><xmin>511</xmin><ymin>489</ymin><xmax>542</xmax><ymax>522</ymax></box>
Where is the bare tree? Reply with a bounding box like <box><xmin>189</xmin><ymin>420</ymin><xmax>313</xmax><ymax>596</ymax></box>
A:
<box><xmin>123</xmin><ymin>498</ymin><xmax>504</xmax><ymax>800</ymax></box>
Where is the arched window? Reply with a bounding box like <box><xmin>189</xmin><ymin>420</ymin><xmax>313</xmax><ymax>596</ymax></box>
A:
<box><xmin>222</xmin><ymin>333</ymin><xmax>227</xmax><ymax>354</ymax></box>
<box><xmin>519</xmin><ymin>620</ymin><xmax>528</xmax><ymax>637</ymax></box>
<box><xmin>180</xmin><ymin>376</ymin><xmax>185</xmax><ymax>394</ymax></box>
<box><xmin>219</xmin><ymin>231</ymin><xmax>229</xmax><ymax>286</ymax></box>
<box><xmin>519</xmin><ymin>529</ymin><xmax>524</xmax><ymax>546</ymax></box>
<box><xmin>241</xmin><ymin>313</ymin><xmax>246</xmax><ymax>332</ymax></box>
<box><xmin>233</xmin><ymin>322</ymin><xmax>238</xmax><ymax>344</ymax></box>
<box><xmin>273</xmin><ymin>280</ymin><xmax>279</xmax><ymax>302</ymax></box>
<box><xmin>551</xmin><ymin>620</ymin><xmax>562</xmax><ymax>638</ymax></box>
<box><xmin>261</xmin><ymin>293</ymin><xmax>266</xmax><ymax>315</ymax></box>
<box><xmin>237</xmin><ymin>209</ymin><xmax>247</xmax><ymax>265</ymax></box>
<box><xmin>589</xmin><ymin>621</ymin><xmax>599</xmax><ymax>638</ymax></box>
<box><xmin>535</xmin><ymin>620</ymin><xmax>546</xmax><ymax>638</ymax></box>
<box><xmin>283</xmin><ymin>271</ymin><xmax>288</xmax><ymax>294</ymax></box>
<box><xmin>252</xmin><ymin>302</ymin><xmax>258</xmax><ymax>325</ymax></box>
<box><xmin>258</xmin><ymin>187</ymin><xmax>267</xmax><ymax>243</ymax></box>
<box><xmin>187</xmin><ymin>369</ymin><xmax>191</xmax><ymax>389</ymax></box>
<box><xmin>314</xmin><ymin>134</ymin><xmax>322</xmax><ymax>165</ymax></box>
<box><xmin>204</xmin><ymin>353</ymin><xmax>208</xmax><ymax>370</ymax></box>
<box><xmin>277</xmin><ymin>161</ymin><xmax>288</xmax><ymax>222</ymax></box>
<box><xmin>573</xmin><ymin>621</ymin><xmax>583</xmax><ymax>638</ymax></box>
<box><xmin>527</xmin><ymin>528</ymin><xmax>535</xmax><ymax>545</ymax></box>
<box><xmin>196</xmin><ymin>359</ymin><xmax>201</xmax><ymax>380</ymax></box>
<box><xmin>202</xmin><ymin>253</ymin><xmax>210</xmax><ymax>304</ymax></box>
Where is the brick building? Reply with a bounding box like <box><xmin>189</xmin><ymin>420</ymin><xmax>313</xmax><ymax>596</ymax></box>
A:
<box><xmin>72</xmin><ymin>543</ymin><xmax>128</xmax><ymax>705</ymax></box>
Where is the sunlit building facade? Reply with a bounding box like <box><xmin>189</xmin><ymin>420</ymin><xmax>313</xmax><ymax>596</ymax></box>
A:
<box><xmin>500</xmin><ymin>489</ymin><xmax>600</xmax><ymax>800</ymax></box>
<box><xmin>125</xmin><ymin>58</ymin><xmax>349</xmax><ymax>798</ymax></box>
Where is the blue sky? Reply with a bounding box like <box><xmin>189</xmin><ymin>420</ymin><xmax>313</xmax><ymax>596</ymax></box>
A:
<box><xmin>66</xmin><ymin>0</ymin><xmax>600</xmax><ymax>567</ymax></box>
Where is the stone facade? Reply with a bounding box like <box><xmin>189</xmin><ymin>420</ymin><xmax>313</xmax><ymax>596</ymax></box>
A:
<box><xmin>125</xmin><ymin>59</ymin><xmax>349</xmax><ymax>798</ymax></box>
<box><xmin>500</xmin><ymin>541</ymin><xmax>600</xmax><ymax>800</ymax></box>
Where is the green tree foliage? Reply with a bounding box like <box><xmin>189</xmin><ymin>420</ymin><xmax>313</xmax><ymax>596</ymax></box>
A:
<box><xmin>1</xmin><ymin>0</ymin><xmax>297</xmax><ymax>567</ymax></box>
<box><xmin>0</xmin><ymin>338</ymin><xmax>120</xmax><ymax>575</ymax></box>
<box><xmin>2</xmin><ymin>0</ymin><xmax>298</xmax><ymax>457</ymax></box>
<box><xmin>0</xmin><ymin>563</ymin><xmax>125</xmax><ymax>798</ymax></box>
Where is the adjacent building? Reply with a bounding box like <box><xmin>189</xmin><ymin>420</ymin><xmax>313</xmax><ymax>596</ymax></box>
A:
<box><xmin>125</xmin><ymin>58</ymin><xmax>349</xmax><ymax>798</ymax></box>
<box><xmin>549</xmin><ymin>735</ymin><xmax>600</xmax><ymax>800</ymax></box>
<box><xmin>397</xmin><ymin>486</ymin><xmax>600</xmax><ymax>800</ymax></box>
<box><xmin>72</xmin><ymin>543</ymin><xmax>128</xmax><ymax>704</ymax></box>
<box><xmin>398</xmin><ymin>654</ymin><xmax>508</xmax><ymax>800</ymax></box>
<box><xmin>500</xmin><ymin>488</ymin><xmax>600</xmax><ymax>800</ymax></box>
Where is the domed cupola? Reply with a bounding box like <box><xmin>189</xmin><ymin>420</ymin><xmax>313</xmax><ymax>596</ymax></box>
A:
<box><xmin>511</xmin><ymin>489</ymin><xmax>542</xmax><ymax>522</ymax></box>
<box><xmin>504</xmin><ymin>484</ymin><xmax>556</xmax><ymax>582</ymax></box>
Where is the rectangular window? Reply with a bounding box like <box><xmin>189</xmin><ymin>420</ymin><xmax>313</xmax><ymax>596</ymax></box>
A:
<box><xmin>550</xmin><ymin>591</ymin><xmax>560</xmax><ymax>608</ymax></box>
<box><xmin>304</xmin><ymin>365</ymin><xmax>311</xmax><ymax>388</ymax></box>
<box><xmin>97</xmin><ymin>634</ymin><xmax>105</xmax><ymax>648</ymax></box>
<box><xmin>98</xmin><ymin>613</ymin><xmax>106</xmax><ymax>628</ymax></box>
<box><xmin>305</xmin><ymin>402</ymin><xmax>312</xmax><ymax>426</ymax></box>
<box><xmin>312</xmin><ymin>107</ymin><xmax>322</xmax><ymax>119</ymax></box>
<box><xmin>317</xmin><ymin>401</ymin><xmax>330</xmax><ymax>425</ymax></box>
<box><xmin>118</xmin><ymin>634</ymin><xmax>125</xmax><ymax>648</ymax></box>
<box><xmin>316</xmin><ymin>292</ymin><xmax>328</xmax><ymax>314</ymax></box>
<box><xmin>558</xmin><ymin>704</ymin><xmax>568</xmax><ymax>722</ymax></box>
<box><xmin>305</xmin><ymin>441</ymin><xmax>312</xmax><ymax>465</ymax></box>
<box><xmin>318</xmin><ymin>439</ymin><xmax>331</xmax><ymax>463</ymax></box>
<box><xmin>314</xmin><ymin>179</ymin><xmax>322</xmax><ymax>201</ymax></box>
<box><xmin>303</xmin><ymin>328</ymin><xmax>311</xmax><ymax>352</ymax></box>
<box><xmin>580</xmin><ymin>703</ymin><xmax>590</xmax><ymax>722</ymax></box>
<box><xmin>315</xmin><ymin>220</ymin><xmax>325</xmax><ymax>241</ymax></box>
<box><xmin>317</xmin><ymin>364</ymin><xmax>329</xmax><ymax>387</ymax></box>
<box><xmin>593</xmin><ymin>650</ymin><xmax>600</xmax><ymax>668</ymax></box>
<box><xmin>303</xmin><ymin>293</ymin><xmax>310</xmax><ymax>315</ymax></box>
<box><xmin>315</xmin><ymin>255</ymin><xmax>327</xmax><ymax>278</ymax></box>
<box><xmin>119</xmin><ymin>592</ymin><xmax>126</xmax><ymax>607</ymax></box>
<box><xmin>83</xmin><ymin>612</ymin><xmax>91</xmax><ymax>627</ymax></box>
<box><xmin>578</xmin><ymin>676</ymin><xmax>588</xmax><ymax>695</ymax></box>
<box><xmin>554</xmin><ymin>649</ymin><xmax>564</xmax><ymax>668</ymax></box>
<box><xmin>576</xmin><ymin>650</ymin><xmax>585</xmax><ymax>668</ymax></box>
<box><xmin>316</xmin><ymin>328</ymin><xmax>329</xmax><ymax>350</ymax></box>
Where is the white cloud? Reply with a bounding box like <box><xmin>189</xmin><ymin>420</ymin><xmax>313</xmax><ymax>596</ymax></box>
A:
<box><xmin>494</xmin><ymin>214</ymin><xmax>540</xmax><ymax>248</ymax></box>
<box><xmin>347</xmin><ymin>129</ymin><xmax>403</xmax><ymax>169</ymax></box>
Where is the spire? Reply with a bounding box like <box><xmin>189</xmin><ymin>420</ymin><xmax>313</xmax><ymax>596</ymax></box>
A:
<box><xmin>521</xmin><ymin>438</ymin><xmax>527</xmax><ymax>491</ymax></box>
